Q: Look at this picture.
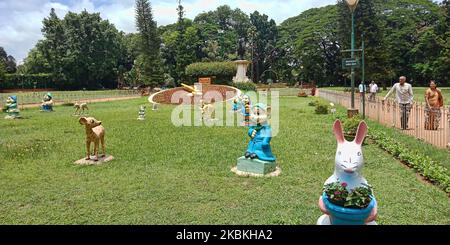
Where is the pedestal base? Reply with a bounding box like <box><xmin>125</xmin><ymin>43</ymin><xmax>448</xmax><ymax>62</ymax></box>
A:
<box><xmin>347</xmin><ymin>108</ymin><xmax>359</xmax><ymax>118</ymax></box>
<box><xmin>317</xmin><ymin>215</ymin><xmax>377</xmax><ymax>225</ymax></box>
<box><xmin>74</xmin><ymin>155</ymin><xmax>114</xmax><ymax>165</ymax></box>
<box><xmin>5</xmin><ymin>112</ymin><xmax>21</xmax><ymax>119</ymax></box>
<box><xmin>232</xmin><ymin>156</ymin><xmax>280</xmax><ymax>177</ymax></box>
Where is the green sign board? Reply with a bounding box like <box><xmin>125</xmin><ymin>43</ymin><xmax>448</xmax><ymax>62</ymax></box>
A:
<box><xmin>342</xmin><ymin>58</ymin><xmax>360</xmax><ymax>68</ymax></box>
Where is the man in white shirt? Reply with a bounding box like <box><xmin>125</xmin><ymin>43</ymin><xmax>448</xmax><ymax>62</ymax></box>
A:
<box><xmin>369</xmin><ymin>81</ymin><xmax>378</xmax><ymax>101</ymax></box>
<box><xmin>383</xmin><ymin>76</ymin><xmax>414</xmax><ymax>130</ymax></box>
<box><xmin>358</xmin><ymin>82</ymin><xmax>367</xmax><ymax>99</ymax></box>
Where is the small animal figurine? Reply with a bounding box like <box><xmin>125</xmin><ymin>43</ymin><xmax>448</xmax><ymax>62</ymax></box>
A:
<box><xmin>137</xmin><ymin>105</ymin><xmax>146</xmax><ymax>120</ymax></box>
<box><xmin>325</xmin><ymin>119</ymin><xmax>368</xmax><ymax>191</ymax></box>
<box><xmin>40</xmin><ymin>92</ymin><xmax>54</xmax><ymax>112</ymax></box>
<box><xmin>79</xmin><ymin>117</ymin><xmax>106</xmax><ymax>161</ymax></box>
<box><xmin>4</xmin><ymin>95</ymin><xmax>21</xmax><ymax>119</ymax></box>
<box><xmin>74</xmin><ymin>101</ymin><xmax>89</xmax><ymax>116</ymax></box>
<box><xmin>200</xmin><ymin>100</ymin><xmax>216</xmax><ymax>121</ymax></box>
<box><xmin>244</xmin><ymin>103</ymin><xmax>276</xmax><ymax>162</ymax></box>
<box><xmin>152</xmin><ymin>103</ymin><xmax>158</xmax><ymax>111</ymax></box>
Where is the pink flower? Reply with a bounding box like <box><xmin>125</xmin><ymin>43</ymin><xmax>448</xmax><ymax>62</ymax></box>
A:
<box><xmin>334</xmin><ymin>191</ymin><xmax>341</xmax><ymax>195</ymax></box>
<box><xmin>341</xmin><ymin>182</ymin><xmax>348</xmax><ymax>188</ymax></box>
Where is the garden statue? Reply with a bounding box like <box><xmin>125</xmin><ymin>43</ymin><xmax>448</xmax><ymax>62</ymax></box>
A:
<box><xmin>76</xmin><ymin>117</ymin><xmax>112</xmax><ymax>165</ymax></box>
<box><xmin>73</xmin><ymin>101</ymin><xmax>89</xmax><ymax>116</ymax></box>
<box><xmin>137</xmin><ymin>105</ymin><xmax>146</xmax><ymax>120</ymax></box>
<box><xmin>241</xmin><ymin>95</ymin><xmax>251</xmax><ymax>126</ymax></box>
<box><xmin>232</xmin><ymin>103</ymin><xmax>280</xmax><ymax>177</ymax></box>
<box><xmin>317</xmin><ymin>120</ymin><xmax>377</xmax><ymax>225</ymax></box>
<box><xmin>200</xmin><ymin>100</ymin><xmax>216</xmax><ymax>122</ymax></box>
<box><xmin>3</xmin><ymin>95</ymin><xmax>21</xmax><ymax>119</ymax></box>
<box><xmin>237</xmin><ymin>37</ymin><xmax>246</xmax><ymax>60</ymax></box>
<box><xmin>232</xmin><ymin>96</ymin><xmax>241</xmax><ymax>112</ymax></box>
<box><xmin>40</xmin><ymin>92</ymin><xmax>54</xmax><ymax>112</ymax></box>
<box><xmin>330</xmin><ymin>103</ymin><xmax>336</xmax><ymax>114</ymax></box>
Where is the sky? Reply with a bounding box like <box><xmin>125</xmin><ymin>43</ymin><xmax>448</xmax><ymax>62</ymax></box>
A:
<box><xmin>0</xmin><ymin>0</ymin><xmax>443</xmax><ymax>63</ymax></box>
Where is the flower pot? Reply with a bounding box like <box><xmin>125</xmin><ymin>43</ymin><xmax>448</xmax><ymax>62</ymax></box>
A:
<box><xmin>322</xmin><ymin>192</ymin><xmax>376</xmax><ymax>225</ymax></box>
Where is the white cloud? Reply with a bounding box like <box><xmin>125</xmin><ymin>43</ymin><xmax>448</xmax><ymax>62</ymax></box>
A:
<box><xmin>0</xmin><ymin>0</ymin><xmax>443</xmax><ymax>63</ymax></box>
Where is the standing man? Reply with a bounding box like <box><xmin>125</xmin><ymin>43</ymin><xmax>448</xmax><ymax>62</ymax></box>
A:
<box><xmin>383</xmin><ymin>76</ymin><xmax>414</xmax><ymax>130</ymax></box>
<box><xmin>369</xmin><ymin>81</ymin><xmax>378</xmax><ymax>101</ymax></box>
<box><xmin>358</xmin><ymin>82</ymin><xmax>366</xmax><ymax>99</ymax></box>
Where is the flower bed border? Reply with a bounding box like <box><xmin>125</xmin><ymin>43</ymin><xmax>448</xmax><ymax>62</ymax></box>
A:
<box><xmin>369</xmin><ymin>129</ymin><xmax>450</xmax><ymax>193</ymax></box>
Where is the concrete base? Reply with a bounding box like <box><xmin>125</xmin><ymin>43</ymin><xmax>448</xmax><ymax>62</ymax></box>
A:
<box><xmin>232</xmin><ymin>156</ymin><xmax>279</xmax><ymax>177</ymax></box>
<box><xmin>231</xmin><ymin>166</ymin><xmax>281</xmax><ymax>177</ymax></box>
<box><xmin>317</xmin><ymin>215</ymin><xmax>377</xmax><ymax>225</ymax></box>
<box><xmin>347</xmin><ymin>108</ymin><xmax>359</xmax><ymax>118</ymax></box>
<box><xmin>74</xmin><ymin>155</ymin><xmax>114</xmax><ymax>165</ymax></box>
<box><xmin>233</xmin><ymin>60</ymin><xmax>251</xmax><ymax>83</ymax></box>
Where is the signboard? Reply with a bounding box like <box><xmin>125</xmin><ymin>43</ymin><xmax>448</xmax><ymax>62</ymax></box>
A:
<box><xmin>198</xmin><ymin>77</ymin><xmax>212</xmax><ymax>84</ymax></box>
<box><xmin>342</xmin><ymin>58</ymin><xmax>360</xmax><ymax>69</ymax></box>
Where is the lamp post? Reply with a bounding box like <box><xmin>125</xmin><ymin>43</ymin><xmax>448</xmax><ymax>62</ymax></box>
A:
<box><xmin>345</xmin><ymin>0</ymin><xmax>359</xmax><ymax>117</ymax></box>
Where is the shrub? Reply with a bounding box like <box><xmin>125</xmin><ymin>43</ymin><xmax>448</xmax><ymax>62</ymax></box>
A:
<box><xmin>308</xmin><ymin>100</ymin><xmax>318</xmax><ymax>107</ymax></box>
<box><xmin>370</xmin><ymin>129</ymin><xmax>450</xmax><ymax>193</ymax></box>
<box><xmin>185</xmin><ymin>62</ymin><xmax>236</xmax><ymax>85</ymax></box>
<box><xmin>342</xmin><ymin>115</ymin><xmax>363</xmax><ymax>141</ymax></box>
<box><xmin>232</xmin><ymin>82</ymin><xmax>257</xmax><ymax>92</ymax></box>
<box><xmin>315</xmin><ymin>101</ymin><xmax>329</xmax><ymax>114</ymax></box>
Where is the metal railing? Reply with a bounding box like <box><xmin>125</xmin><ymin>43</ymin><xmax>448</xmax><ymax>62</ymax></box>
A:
<box><xmin>319</xmin><ymin>89</ymin><xmax>450</xmax><ymax>149</ymax></box>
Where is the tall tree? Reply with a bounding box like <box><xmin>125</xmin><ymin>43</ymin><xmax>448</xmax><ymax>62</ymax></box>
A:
<box><xmin>41</xmin><ymin>8</ymin><xmax>65</xmax><ymax>80</ymax></box>
<box><xmin>337</xmin><ymin>0</ymin><xmax>390</xmax><ymax>85</ymax></box>
<box><xmin>135</xmin><ymin>0</ymin><xmax>164</xmax><ymax>88</ymax></box>
<box><xmin>250</xmin><ymin>11</ymin><xmax>278</xmax><ymax>83</ymax></box>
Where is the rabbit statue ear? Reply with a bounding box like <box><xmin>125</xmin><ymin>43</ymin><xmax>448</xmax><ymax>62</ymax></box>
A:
<box><xmin>333</xmin><ymin>120</ymin><xmax>345</xmax><ymax>144</ymax></box>
<box><xmin>354</xmin><ymin>121</ymin><xmax>368</xmax><ymax>145</ymax></box>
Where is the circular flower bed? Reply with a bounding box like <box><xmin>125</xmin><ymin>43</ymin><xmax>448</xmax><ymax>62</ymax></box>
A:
<box><xmin>149</xmin><ymin>85</ymin><xmax>241</xmax><ymax>105</ymax></box>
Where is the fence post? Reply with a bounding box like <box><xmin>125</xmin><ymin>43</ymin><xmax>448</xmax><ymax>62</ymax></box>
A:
<box><xmin>447</xmin><ymin>106</ymin><xmax>450</xmax><ymax>150</ymax></box>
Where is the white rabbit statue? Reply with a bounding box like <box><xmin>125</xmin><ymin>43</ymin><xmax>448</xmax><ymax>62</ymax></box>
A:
<box><xmin>318</xmin><ymin>119</ymin><xmax>377</xmax><ymax>225</ymax></box>
<box><xmin>324</xmin><ymin>119</ymin><xmax>368</xmax><ymax>190</ymax></box>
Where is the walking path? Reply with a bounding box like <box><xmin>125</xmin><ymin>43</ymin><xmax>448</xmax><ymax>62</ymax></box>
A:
<box><xmin>318</xmin><ymin>89</ymin><xmax>450</xmax><ymax>149</ymax></box>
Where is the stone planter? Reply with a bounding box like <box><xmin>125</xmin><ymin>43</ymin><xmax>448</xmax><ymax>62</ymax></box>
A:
<box><xmin>321</xmin><ymin>192</ymin><xmax>376</xmax><ymax>225</ymax></box>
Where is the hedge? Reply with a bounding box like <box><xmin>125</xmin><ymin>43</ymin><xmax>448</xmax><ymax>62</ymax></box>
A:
<box><xmin>370</xmin><ymin>129</ymin><xmax>450</xmax><ymax>193</ymax></box>
<box><xmin>232</xmin><ymin>82</ymin><xmax>257</xmax><ymax>92</ymax></box>
<box><xmin>1</xmin><ymin>73</ymin><xmax>54</xmax><ymax>89</ymax></box>
<box><xmin>185</xmin><ymin>62</ymin><xmax>236</xmax><ymax>85</ymax></box>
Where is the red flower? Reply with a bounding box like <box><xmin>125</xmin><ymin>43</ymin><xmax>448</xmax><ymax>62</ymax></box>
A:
<box><xmin>341</xmin><ymin>182</ymin><xmax>348</xmax><ymax>188</ymax></box>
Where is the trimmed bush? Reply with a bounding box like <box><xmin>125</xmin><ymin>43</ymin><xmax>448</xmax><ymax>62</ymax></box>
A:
<box><xmin>185</xmin><ymin>62</ymin><xmax>236</xmax><ymax>85</ymax></box>
<box><xmin>232</xmin><ymin>82</ymin><xmax>257</xmax><ymax>92</ymax></box>
<box><xmin>315</xmin><ymin>101</ymin><xmax>329</xmax><ymax>114</ymax></box>
<box><xmin>1</xmin><ymin>73</ymin><xmax>54</xmax><ymax>89</ymax></box>
<box><xmin>308</xmin><ymin>100</ymin><xmax>319</xmax><ymax>107</ymax></box>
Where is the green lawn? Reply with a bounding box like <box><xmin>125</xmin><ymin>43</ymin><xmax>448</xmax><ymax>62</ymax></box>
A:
<box><xmin>324</xmin><ymin>87</ymin><xmax>450</xmax><ymax>103</ymax></box>
<box><xmin>0</xmin><ymin>96</ymin><xmax>449</xmax><ymax>224</ymax></box>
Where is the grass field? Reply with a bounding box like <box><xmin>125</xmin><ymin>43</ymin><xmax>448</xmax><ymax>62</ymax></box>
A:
<box><xmin>324</xmin><ymin>87</ymin><xmax>450</xmax><ymax>103</ymax></box>
<box><xmin>0</xmin><ymin>96</ymin><xmax>449</xmax><ymax>224</ymax></box>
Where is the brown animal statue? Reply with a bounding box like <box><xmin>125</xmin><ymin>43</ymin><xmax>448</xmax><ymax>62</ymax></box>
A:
<box><xmin>79</xmin><ymin>117</ymin><xmax>106</xmax><ymax>161</ymax></box>
<box><xmin>74</xmin><ymin>101</ymin><xmax>89</xmax><ymax>115</ymax></box>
